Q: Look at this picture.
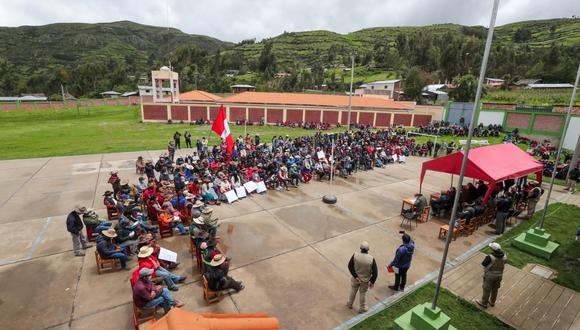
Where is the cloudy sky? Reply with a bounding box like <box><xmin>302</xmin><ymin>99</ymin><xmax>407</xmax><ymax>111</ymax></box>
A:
<box><xmin>1</xmin><ymin>0</ymin><xmax>578</xmax><ymax>42</ymax></box>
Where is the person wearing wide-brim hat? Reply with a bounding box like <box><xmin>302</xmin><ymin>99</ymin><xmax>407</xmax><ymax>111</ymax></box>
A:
<box><xmin>96</xmin><ymin>228</ymin><xmax>130</xmax><ymax>270</ymax></box>
<box><xmin>135</xmin><ymin>245</ymin><xmax>186</xmax><ymax>291</ymax></box>
<box><xmin>132</xmin><ymin>267</ymin><xmax>185</xmax><ymax>313</ymax></box>
<box><xmin>205</xmin><ymin>254</ymin><xmax>244</xmax><ymax>293</ymax></box>
<box><xmin>66</xmin><ymin>205</ymin><xmax>93</xmax><ymax>257</ymax></box>
<box><xmin>475</xmin><ymin>243</ymin><xmax>507</xmax><ymax>309</ymax></box>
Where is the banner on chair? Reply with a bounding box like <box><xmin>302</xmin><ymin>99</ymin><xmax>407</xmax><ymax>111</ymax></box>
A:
<box><xmin>256</xmin><ymin>181</ymin><xmax>267</xmax><ymax>193</ymax></box>
<box><xmin>235</xmin><ymin>186</ymin><xmax>247</xmax><ymax>198</ymax></box>
<box><xmin>244</xmin><ymin>181</ymin><xmax>257</xmax><ymax>193</ymax></box>
<box><xmin>224</xmin><ymin>190</ymin><xmax>238</xmax><ymax>203</ymax></box>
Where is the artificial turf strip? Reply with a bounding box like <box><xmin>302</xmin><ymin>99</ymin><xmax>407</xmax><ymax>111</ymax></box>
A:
<box><xmin>482</xmin><ymin>202</ymin><xmax>580</xmax><ymax>292</ymax></box>
<box><xmin>352</xmin><ymin>282</ymin><xmax>513</xmax><ymax>330</ymax></box>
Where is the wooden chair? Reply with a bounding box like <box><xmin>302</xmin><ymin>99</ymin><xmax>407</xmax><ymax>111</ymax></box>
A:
<box><xmin>95</xmin><ymin>250</ymin><xmax>120</xmax><ymax>275</ymax></box>
<box><xmin>107</xmin><ymin>208</ymin><xmax>120</xmax><ymax>221</ymax></box>
<box><xmin>438</xmin><ymin>219</ymin><xmax>465</xmax><ymax>241</ymax></box>
<box><xmin>158</xmin><ymin>222</ymin><xmax>174</xmax><ymax>239</ymax></box>
<box><xmin>464</xmin><ymin>217</ymin><xmax>477</xmax><ymax>235</ymax></box>
<box><xmin>85</xmin><ymin>226</ymin><xmax>98</xmax><ymax>243</ymax></box>
<box><xmin>419</xmin><ymin>206</ymin><xmax>431</xmax><ymax>223</ymax></box>
<box><xmin>130</xmin><ymin>280</ymin><xmax>159</xmax><ymax>330</ymax></box>
<box><xmin>202</xmin><ymin>274</ymin><xmax>222</xmax><ymax>304</ymax></box>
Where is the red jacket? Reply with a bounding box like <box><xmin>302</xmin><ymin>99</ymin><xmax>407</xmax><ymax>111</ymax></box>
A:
<box><xmin>131</xmin><ymin>256</ymin><xmax>160</xmax><ymax>285</ymax></box>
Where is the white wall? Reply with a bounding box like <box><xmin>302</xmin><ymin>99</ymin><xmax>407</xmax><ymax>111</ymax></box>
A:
<box><xmin>478</xmin><ymin>111</ymin><xmax>505</xmax><ymax>126</ymax></box>
<box><xmin>563</xmin><ymin>116</ymin><xmax>580</xmax><ymax>150</ymax></box>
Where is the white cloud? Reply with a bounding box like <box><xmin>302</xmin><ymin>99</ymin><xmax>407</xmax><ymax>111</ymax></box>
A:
<box><xmin>0</xmin><ymin>0</ymin><xmax>578</xmax><ymax>42</ymax></box>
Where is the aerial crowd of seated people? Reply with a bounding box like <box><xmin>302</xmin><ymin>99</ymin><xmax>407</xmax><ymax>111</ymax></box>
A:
<box><xmin>67</xmin><ymin>126</ymin><xmax>431</xmax><ymax>317</ymax></box>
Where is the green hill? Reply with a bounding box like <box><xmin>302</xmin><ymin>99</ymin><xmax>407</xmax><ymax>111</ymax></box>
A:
<box><xmin>0</xmin><ymin>21</ymin><xmax>232</xmax><ymax>97</ymax></box>
<box><xmin>1</xmin><ymin>18</ymin><xmax>579</xmax><ymax>98</ymax></box>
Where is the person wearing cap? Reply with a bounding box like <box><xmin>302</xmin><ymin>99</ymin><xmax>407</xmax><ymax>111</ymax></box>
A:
<box><xmin>132</xmin><ymin>267</ymin><xmax>185</xmax><ymax>314</ymax></box>
<box><xmin>158</xmin><ymin>211</ymin><xmax>188</xmax><ymax>235</ymax></box>
<box><xmin>82</xmin><ymin>209</ymin><xmax>112</xmax><ymax>233</ymax></box>
<box><xmin>107</xmin><ymin>171</ymin><xmax>121</xmax><ymax>196</ymax></box>
<box><xmin>388</xmin><ymin>234</ymin><xmax>415</xmax><ymax>292</ymax></box>
<box><xmin>202</xmin><ymin>207</ymin><xmax>219</xmax><ymax>237</ymax></box>
<box><xmin>135</xmin><ymin>246</ymin><xmax>186</xmax><ymax>291</ymax></box>
<box><xmin>66</xmin><ymin>206</ymin><xmax>93</xmax><ymax>256</ymax></box>
<box><xmin>347</xmin><ymin>241</ymin><xmax>378</xmax><ymax>313</ymax></box>
<box><xmin>475</xmin><ymin>243</ymin><xmax>507</xmax><ymax>309</ymax></box>
<box><xmin>96</xmin><ymin>228</ymin><xmax>129</xmax><ymax>270</ymax></box>
<box><xmin>205</xmin><ymin>254</ymin><xmax>244</xmax><ymax>292</ymax></box>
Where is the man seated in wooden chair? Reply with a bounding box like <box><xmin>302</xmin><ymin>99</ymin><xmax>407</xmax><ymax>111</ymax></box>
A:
<box><xmin>205</xmin><ymin>254</ymin><xmax>245</xmax><ymax>293</ymax></box>
<box><xmin>132</xmin><ymin>268</ymin><xmax>185</xmax><ymax>314</ymax></box>
<box><xmin>402</xmin><ymin>193</ymin><xmax>428</xmax><ymax>221</ymax></box>
<box><xmin>96</xmin><ymin>229</ymin><xmax>130</xmax><ymax>270</ymax></box>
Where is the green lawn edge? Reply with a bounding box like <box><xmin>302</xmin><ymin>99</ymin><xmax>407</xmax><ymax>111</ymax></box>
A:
<box><xmin>352</xmin><ymin>282</ymin><xmax>513</xmax><ymax>330</ymax></box>
<box><xmin>481</xmin><ymin>202</ymin><xmax>580</xmax><ymax>291</ymax></box>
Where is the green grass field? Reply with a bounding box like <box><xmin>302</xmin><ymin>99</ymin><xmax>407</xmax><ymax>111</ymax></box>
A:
<box><xmin>481</xmin><ymin>202</ymin><xmax>580</xmax><ymax>291</ymax></box>
<box><xmin>0</xmin><ymin>106</ymin><xmax>347</xmax><ymax>160</ymax></box>
<box><xmin>352</xmin><ymin>282</ymin><xmax>512</xmax><ymax>330</ymax></box>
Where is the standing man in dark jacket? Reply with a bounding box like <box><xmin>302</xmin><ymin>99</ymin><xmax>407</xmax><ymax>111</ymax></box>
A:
<box><xmin>388</xmin><ymin>234</ymin><xmax>415</xmax><ymax>292</ymax></box>
<box><xmin>184</xmin><ymin>130</ymin><xmax>192</xmax><ymax>149</ymax></box>
<box><xmin>565</xmin><ymin>163</ymin><xmax>579</xmax><ymax>194</ymax></box>
<box><xmin>495</xmin><ymin>193</ymin><xmax>512</xmax><ymax>234</ymax></box>
<box><xmin>173</xmin><ymin>131</ymin><xmax>182</xmax><ymax>149</ymax></box>
<box><xmin>475</xmin><ymin>243</ymin><xmax>507</xmax><ymax>308</ymax></box>
<box><xmin>66</xmin><ymin>206</ymin><xmax>92</xmax><ymax>256</ymax></box>
<box><xmin>347</xmin><ymin>241</ymin><xmax>378</xmax><ymax>313</ymax></box>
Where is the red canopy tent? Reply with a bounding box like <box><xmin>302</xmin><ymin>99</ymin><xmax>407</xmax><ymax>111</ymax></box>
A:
<box><xmin>420</xmin><ymin>143</ymin><xmax>544</xmax><ymax>203</ymax></box>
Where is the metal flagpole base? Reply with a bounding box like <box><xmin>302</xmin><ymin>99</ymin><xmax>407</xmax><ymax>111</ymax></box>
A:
<box><xmin>513</xmin><ymin>227</ymin><xmax>559</xmax><ymax>259</ymax></box>
<box><xmin>394</xmin><ymin>303</ymin><xmax>457</xmax><ymax>330</ymax></box>
<box><xmin>322</xmin><ymin>195</ymin><xmax>337</xmax><ymax>204</ymax></box>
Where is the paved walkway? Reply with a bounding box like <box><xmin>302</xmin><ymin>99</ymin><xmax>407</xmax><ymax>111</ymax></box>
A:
<box><xmin>0</xmin><ymin>149</ymin><xmax>577</xmax><ymax>330</ymax></box>
<box><xmin>442</xmin><ymin>252</ymin><xmax>580</xmax><ymax>330</ymax></box>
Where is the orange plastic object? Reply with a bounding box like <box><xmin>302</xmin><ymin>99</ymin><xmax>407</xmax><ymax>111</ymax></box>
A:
<box><xmin>143</xmin><ymin>308</ymin><xmax>280</xmax><ymax>330</ymax></box>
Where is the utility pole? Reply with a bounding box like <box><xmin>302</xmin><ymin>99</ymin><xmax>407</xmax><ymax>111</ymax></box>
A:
<box><xmin>347</xmin><ymin>54</ymin><xmax>355</xmax><ymax>130</ymax></box>
<box><xmin>538</xmin><ymin>63</ymin><xmax>580</xmax><ymax>229</ymax></box>
<box><xmin>431</xmin><ymin>0</ymin><xmax>499</xmax><ymax>310</ymax></box>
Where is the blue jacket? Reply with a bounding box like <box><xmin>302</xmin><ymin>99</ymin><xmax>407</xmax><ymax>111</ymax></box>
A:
<box><xmin>390</xmin><ymin>240</ymin><xmax>415</xmax><ymax>269</ymax></box>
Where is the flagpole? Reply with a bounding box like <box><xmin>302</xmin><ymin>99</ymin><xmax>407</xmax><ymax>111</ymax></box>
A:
<box><xmin>322</xmin><ymin>136</ymin><xmax>337</xmax><ymax>204</ymax></box>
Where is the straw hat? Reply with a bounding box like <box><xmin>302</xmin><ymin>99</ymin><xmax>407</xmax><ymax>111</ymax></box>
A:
<box><xmin>202</xmin><ymin>207</ymin><xmax>213</xmax><ymax>214</ymax></box>
<box><xmin>138</xmin><ymin>246</ymin><xmax>154</xmax><ymax>258</ymax></box>
<box><xmin>102</xmin><ymin>228</ymin><xmax>117</xmax><ymax>238</ymax></box>
<box><xmin>193</xmin><ymin>200</ymin><xmax>204</xmax><ymax>208</ymax></box>
<box><xmin>110</xmin><ymin>170</ymin><xmax>119</xmax><ymax>175</ymax></box>
<box><xmin>74</xmin><ymin>205</ymin><xmax>87</xmax><ymax>214</ymax></box>
<box><xmin>193</xmin><ymin>216</ymin><xmax>205</xmax><ymax>225</ymax></box>
<box><xmin>209</xmin><ymin>254</ymin><xmax>226</xmax><ymax>267</ymax></box>
<box><xmin>121</xmin><ymin>179</ymin><xmax>130</xmax><ymax>185</ymax></box>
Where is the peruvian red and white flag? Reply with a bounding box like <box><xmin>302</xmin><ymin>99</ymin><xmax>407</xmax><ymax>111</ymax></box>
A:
<box><xmin>211</xmin><ymin>105</ymin><xmax>234</xmax><ymax>154</ymax></box>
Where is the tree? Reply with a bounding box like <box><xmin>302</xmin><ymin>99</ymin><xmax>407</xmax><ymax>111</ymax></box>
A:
<box><xmin>514</xmin><ymin>28</ymin><xmax>532</xmax><ymax>43</ymax></box>
<box><xmin>403</xmin><ymin>67</ymin><xmax>426</xmax><ymax>103</ymax></box>
<box><xmin>258</xmin><ymin>42</ymin><xmax>276</xmax><ymax>76</ymax></box>
<box><xmin>448</xmin><ymin>74</ymin><xmax>480</xmax><ymax>102</ymax></box>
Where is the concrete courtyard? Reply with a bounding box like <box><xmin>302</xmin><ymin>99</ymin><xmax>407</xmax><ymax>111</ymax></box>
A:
<box><xmin>0</xmin><ymin>149</ymin><xmax>576</xmax><ymax>330</ymax></box>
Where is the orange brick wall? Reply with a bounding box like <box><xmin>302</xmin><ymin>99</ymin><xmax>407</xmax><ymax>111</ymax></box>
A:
<box><xmin>533</xmin><ymin>115</ymin><xmax>564</xmax><ymax>132</ymax></box>
<box><xmin>506</xmin><ymin>113</ymin><xmax>531</xmax><ymax>129</ymax></box>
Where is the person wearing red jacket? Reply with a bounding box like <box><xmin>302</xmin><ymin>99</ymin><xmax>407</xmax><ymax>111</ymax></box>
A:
<box><xmin>132</xmin><ymin>246</ymin><xmax>186</xmax><ymax>291</ymax></box>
